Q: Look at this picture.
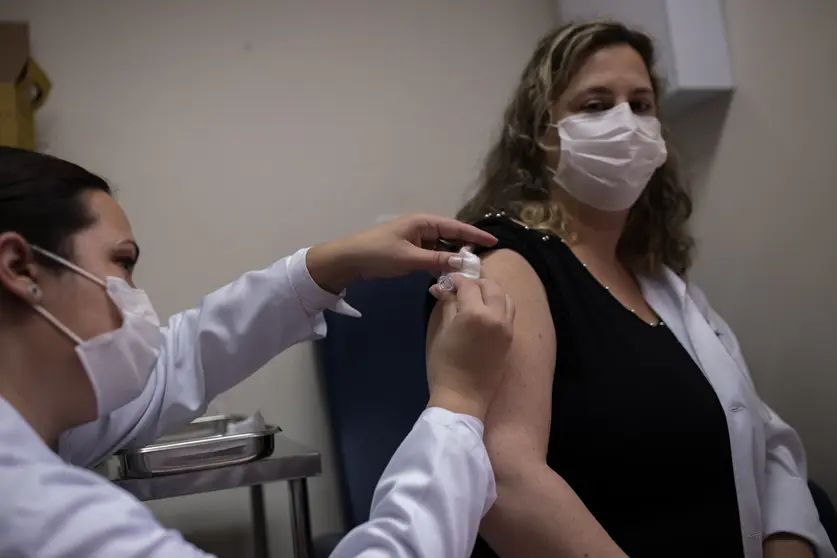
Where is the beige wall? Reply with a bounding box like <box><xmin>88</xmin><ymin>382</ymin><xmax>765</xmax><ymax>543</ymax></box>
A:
<box><xmin>670</xmin><ymin>0</ymin><xmax>837</xmax><ymax>498</ymax></box>
<box><xmin>0</xmin><ymin>0</ymin><xmax>557</xmax><ymax>555</ymax></box>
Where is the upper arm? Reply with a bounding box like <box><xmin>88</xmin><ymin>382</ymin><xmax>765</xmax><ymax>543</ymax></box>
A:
<box><xmin>427</xmin><ymin>249</ymin><xmax>556</xmax><ymax>478</ymax></box>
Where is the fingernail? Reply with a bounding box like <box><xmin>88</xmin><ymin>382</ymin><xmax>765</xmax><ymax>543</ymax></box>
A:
<box><xmin>437</xmin><ymin>275</ymin><xmax>454</xmax><ymax>291</ymax></box>
<box><xmin>428</xmin><ymin>285</ymin><xmax>441</xmax><ymax>299</ymax></box>
<box><xmin>448</xmin><ymin>256</ymin><xmax>463</xmax><ymax>270</ymax></box>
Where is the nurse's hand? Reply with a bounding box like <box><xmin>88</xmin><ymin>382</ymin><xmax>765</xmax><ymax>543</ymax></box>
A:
<box><xmin>306</xmin><ymin>214</ymin><xmax>497</xmax><ymax>294</ymax></box>
<box><xmin>425</xmin><ymin>275</ymin><xmax>515</xmax><ymax>421</ymax></box>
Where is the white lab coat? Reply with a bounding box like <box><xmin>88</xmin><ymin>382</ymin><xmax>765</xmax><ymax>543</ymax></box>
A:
<box><xmin>641</xmin><ymin>268</ymin><xmax>836</xmax><ymax>558</ymax></box>
<box><xmin>0</xmin><ymin>248</ymin><xmax>495</xmax><ymax>558</ymax></box>
<box><xmin>329</xmin><ymin>408</ymin><xmax>495</xmax><ymax>557</ymax></box>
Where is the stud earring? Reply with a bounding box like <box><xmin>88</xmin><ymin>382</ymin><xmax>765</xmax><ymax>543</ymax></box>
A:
<box><xmin>27</xmin><ymin>284</ymin><xmax>41</xmax><ymax>300</ymax></box>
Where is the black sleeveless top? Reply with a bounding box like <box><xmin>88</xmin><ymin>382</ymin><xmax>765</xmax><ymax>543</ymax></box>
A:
<box><xmin>426</xmin><ymin>216</ymin><xmax>743</xmax><ymax>558</ymax></box>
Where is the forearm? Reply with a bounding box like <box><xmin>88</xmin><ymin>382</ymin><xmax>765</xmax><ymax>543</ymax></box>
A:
<box><xmin>306</xmin><ymin>239</ymin><xmax>356</xmax><ymax>294</ymax></box>
<box><xmin>481</xmin><ymin>464</ymin><xmax>626</xmax><ymax>558</ymax></box>
<box><xmin>764</xmin><ymin>535</ymin><xmax>814</xmax><ymax>558</ymax></box>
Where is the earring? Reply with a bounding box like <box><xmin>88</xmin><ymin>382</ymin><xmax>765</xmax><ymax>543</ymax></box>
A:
<box><xmin>27</xmin><ymin>284</ymin><xmax>41</xmax><ymax>301</ymax></box>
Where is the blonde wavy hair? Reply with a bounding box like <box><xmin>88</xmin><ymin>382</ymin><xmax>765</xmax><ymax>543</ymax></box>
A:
<box><xmin>457</xmin><ymin>21</ymin><xmax>694</xmax><ymax>276</ymax></box>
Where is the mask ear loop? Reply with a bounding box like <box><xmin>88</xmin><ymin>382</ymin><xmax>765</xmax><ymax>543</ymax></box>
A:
<box><xmin>31</xmin><ymin>305</ymin><xmax>83</xmax><ymax>345</ymax></box>
<box><xmin>28</xmin><ymin>245</ymin><xmax>104</xmax><ymax>346</ymax></box>
<box><xmin>30</xmin><ymin>246</ymin><xmax>106</xmax><ymax>288</ymax></box>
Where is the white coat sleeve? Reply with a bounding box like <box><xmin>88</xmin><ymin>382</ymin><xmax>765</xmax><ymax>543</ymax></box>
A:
<box><xmin>760</xmin><ymin>405</ymin><xmax>835</xmax><ymax>556</ymax></box>
<box><xmin>58</xmin><ymin>248</ymin><xmax>343</xmax><ymax>468</ymax></box>
<box><xmin>329</xmin><ymin>407</ymin><xmax>496</xmax><ymax>558</ymax></box>
<box><xmin>705</xmin><ymin>302</ymin><xmax>836</xmax><ymax>557</ymax></box>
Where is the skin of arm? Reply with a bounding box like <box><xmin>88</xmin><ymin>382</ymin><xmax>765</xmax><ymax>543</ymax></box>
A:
<box><xmin>428</xmin><ymin>249</ymin><xmax>627</xmax><ymax>558</ymax></box>
<box><xmin>306</xmin><ymin>238</ymin><xmax>357</xmax><ymax>294</ymax></box>
<box><xmin>764</xmin><ymin>535</ymin><xmax>814</xmax><ymax>558</ymax></box>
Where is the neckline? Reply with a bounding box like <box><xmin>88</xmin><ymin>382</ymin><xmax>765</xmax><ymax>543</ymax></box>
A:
<box><xmin>556</xmin><ymin>237</ymin><xmax>664</xmax><ymax>328</ymax></box>
<box><xmin>483</xmin><ymin>213</ymin><xmax>664</xmax><ymax>328</ymax></box>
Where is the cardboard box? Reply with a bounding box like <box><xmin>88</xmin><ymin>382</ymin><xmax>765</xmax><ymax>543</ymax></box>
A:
<box><xmin>0</xmin><ymin>22</ymin><xmax>51</xmax><ymax>150</ymax></box>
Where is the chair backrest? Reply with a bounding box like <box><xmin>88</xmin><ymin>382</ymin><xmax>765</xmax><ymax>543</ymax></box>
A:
<box><xmin>317</xmin><ymin>273</ymin><xmax>431</xmax><ymax>527</ymax></box>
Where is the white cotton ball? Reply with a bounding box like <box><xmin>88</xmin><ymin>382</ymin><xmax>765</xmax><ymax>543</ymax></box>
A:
<box><xmin>436</xmin><ymin>247</ymin><xmax>481</xmax><ymax>292</ymax></box>
<box><xmin>456</xmin><ymin>247</ymin><xmax>481</xmax><ymax>280</ymax></box>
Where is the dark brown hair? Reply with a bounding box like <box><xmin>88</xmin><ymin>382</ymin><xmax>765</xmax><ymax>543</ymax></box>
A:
<box><xmin>0</xmin><ymin>147</ymin><xmax>111</xmax><ymax>269</ymax></box>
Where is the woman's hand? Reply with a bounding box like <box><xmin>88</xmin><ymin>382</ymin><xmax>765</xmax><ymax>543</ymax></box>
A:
<box><xmin>306</xmin><ymin>214</ymin><xmax>497</xmax><ymax>294</ymax></box>
<box><xmin>425</xmin><ymin>275</ymin><xmax>515</xmax><ymax>421</ymax></box>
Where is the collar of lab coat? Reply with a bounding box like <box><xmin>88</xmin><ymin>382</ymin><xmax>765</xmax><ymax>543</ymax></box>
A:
<box><xmin>639</xmin><ymin>268</ymin><xmax>771</xmax><ymax>422</ymax></box>
<box><xmin>0</xmin><ymin>396</ymin><xmax>62</xmax><ymax>464</ymax></box>
<box><xmin>639</xmin><ymin>267</ymin><xmax>712</xmax><ymax>361</ymax></box>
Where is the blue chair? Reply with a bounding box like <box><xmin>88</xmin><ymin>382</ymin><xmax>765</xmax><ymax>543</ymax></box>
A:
<box><xmin>314</xmin><ymin>273</ymin><xmax>431</xmax><ymax>555</ymax></box>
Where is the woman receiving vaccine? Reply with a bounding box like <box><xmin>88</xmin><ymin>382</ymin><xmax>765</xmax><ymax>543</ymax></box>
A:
<box><xmin>427</xmin><ymin>20</ymin><xmax>832</xmax><ymax>558</ymax></box>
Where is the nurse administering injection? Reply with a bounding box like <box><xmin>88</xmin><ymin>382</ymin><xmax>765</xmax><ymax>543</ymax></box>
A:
<box><xmin>0</xmin><ymin>147</ymin><xmax>512</xmax><ymax>558</ymax></box>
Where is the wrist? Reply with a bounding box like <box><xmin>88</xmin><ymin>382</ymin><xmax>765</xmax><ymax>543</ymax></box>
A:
<box><xmin>427</xmin><ymin>386</ymin><xmax>489</xmax><ymax>422</ymax></box>
<box><xmin>306</xmin><ymin>239</ymin><xmax>359</xmax><ymax>294</ymax></box>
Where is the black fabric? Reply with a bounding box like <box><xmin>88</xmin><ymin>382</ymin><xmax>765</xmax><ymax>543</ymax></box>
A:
<box><xmin>810</xmin><ymin>481</ymin><xmax>837</xmax><ymax>548</ymax></box>
<box><xmin>427</xmin><ymin>216</ymin><xmax>743</xmax><ymax>558</ymax></box>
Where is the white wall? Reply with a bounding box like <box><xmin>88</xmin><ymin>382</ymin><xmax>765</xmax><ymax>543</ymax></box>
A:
<box><xmin>671</xmin><ymin>0</ymin><xmax>837</xmax><ymax>497</ymax></box>
<box><xmin>0</xmin><ymin>0</ymin><xmax>557</xmax><ymax>556</ymax></box>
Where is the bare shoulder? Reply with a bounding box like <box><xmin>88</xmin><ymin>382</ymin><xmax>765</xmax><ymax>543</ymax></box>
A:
<box><xmin>480</xmin><ymin>249</ymin><xmax>544</xmax><ymax>289</ymax></box>
<box><xmin>480</xmin><ymin>249</ymin><xmax>553</xmax><ymax>328</ymax></box>
<box><xmin>428</xmin><ymin>247</ymin><xmax>555</xmax><ymax>355</ymax></box>
<box><xmin>428</xmin><ymin>248</ymin><xmax>550</xmax><ymax>334</ymax></box>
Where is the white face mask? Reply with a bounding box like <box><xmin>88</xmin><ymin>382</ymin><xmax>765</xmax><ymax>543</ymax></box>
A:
<box><xmin>551</xmin><ymin>102</ymin><xmax>668</xmax><ymax>212</ymax></box>
<box><xmin>29</xmin><ymin>246</ymin><xmax>163</xmax><ymax>417</ymax></box>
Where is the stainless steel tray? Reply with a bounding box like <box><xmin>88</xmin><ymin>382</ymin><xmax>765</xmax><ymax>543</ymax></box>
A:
<box><xmin>118</xmin><ymin>414</ymin><xmax>281</xmax><ymax>479</ymax></box>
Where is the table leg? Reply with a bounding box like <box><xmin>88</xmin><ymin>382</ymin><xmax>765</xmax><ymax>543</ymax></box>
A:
<box><xmin>288</xmin><ymin>479</ymin><xmax>313</xmax><ymax>558</ymax></box>
<box><xmin>250</xmin><ymin>484</ymin><xmax>269</xmax><ymax>558</ymax></box>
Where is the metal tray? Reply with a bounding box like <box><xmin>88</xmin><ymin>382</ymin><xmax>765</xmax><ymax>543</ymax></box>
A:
<box><xmin>118</xmin><ymin>414</ymin><xmax>281</xmax><ymax>479</ymax></box>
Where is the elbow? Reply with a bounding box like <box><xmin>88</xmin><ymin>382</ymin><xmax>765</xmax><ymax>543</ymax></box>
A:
<box><xmin>480</xmin><ymin>457</ymin><xmax>552</xmax><ymax>555</ymax></box>
<box><xmin>491</xmin><ymin>454</ymin><xmax>549</xmax><ymax>502</ymax></box>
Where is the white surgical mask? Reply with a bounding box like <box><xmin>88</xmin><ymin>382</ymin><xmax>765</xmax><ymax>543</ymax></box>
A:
<box><xmin>29</xmin><ymin>246</ymin><xmax>163</xmax><ymax>417</ymax></box>
<box><xmin>551</xmin><ymin>102</ymin><xmax>668</xmax><ymax>212</ymax></box>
